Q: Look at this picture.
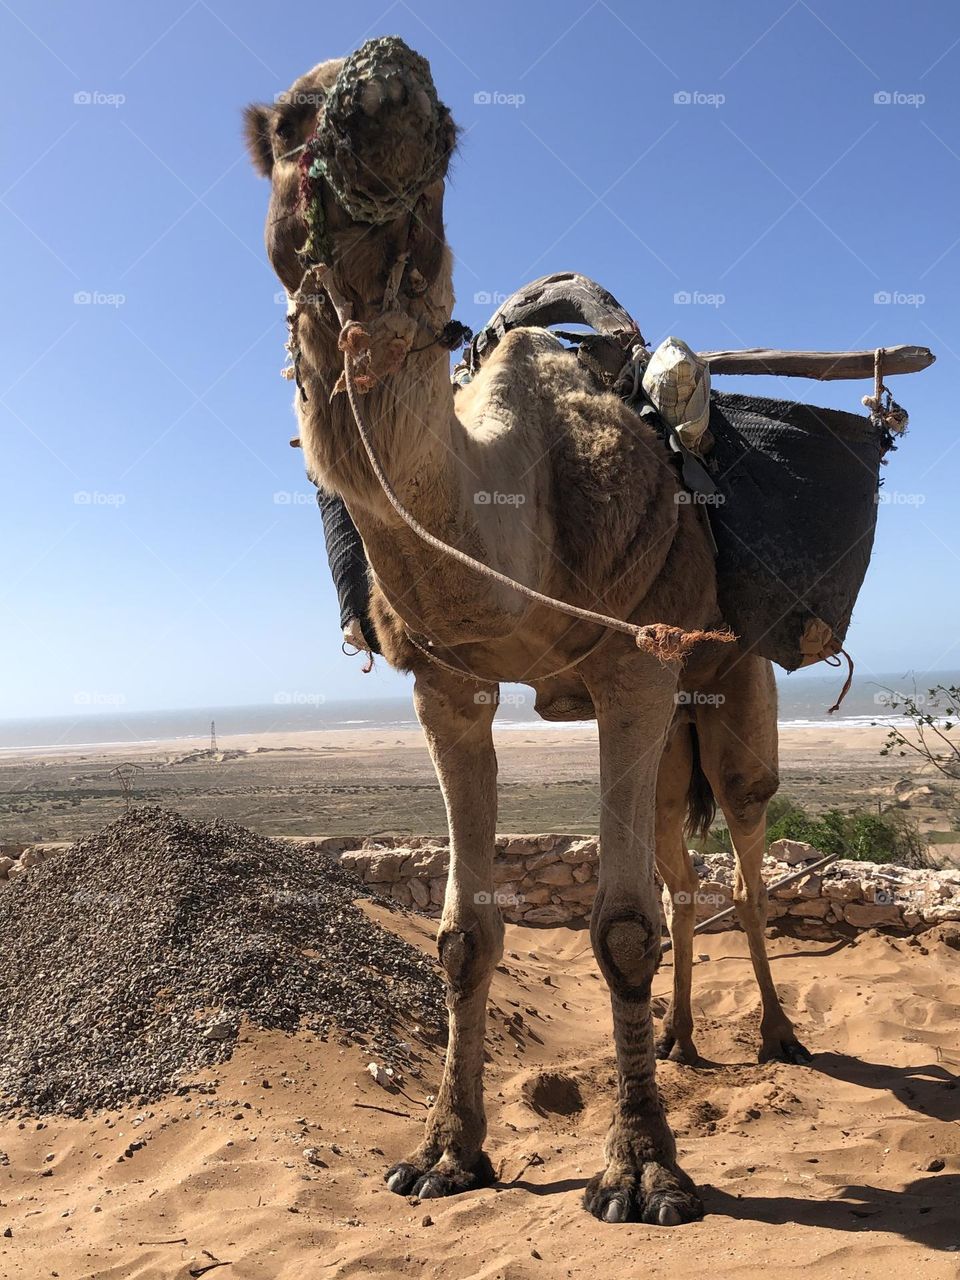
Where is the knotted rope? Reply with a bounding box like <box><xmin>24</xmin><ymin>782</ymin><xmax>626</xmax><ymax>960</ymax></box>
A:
<box><xmin>862</xmin><ymin>347</ymin><xmax>909</xmax><ymax>448</ymax></box>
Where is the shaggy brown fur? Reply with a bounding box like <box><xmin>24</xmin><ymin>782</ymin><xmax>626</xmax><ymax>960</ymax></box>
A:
<box><xmin>245</xmin><ymin>45</ymin><xmax>804</xmax><ymax>1226</ymax></box>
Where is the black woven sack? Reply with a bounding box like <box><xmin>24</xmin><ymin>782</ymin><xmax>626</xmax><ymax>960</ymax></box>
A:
<box><xmin>705</xmin><ymin>392</ymin><xmax>883</xmax><ymax>671</ymax></box>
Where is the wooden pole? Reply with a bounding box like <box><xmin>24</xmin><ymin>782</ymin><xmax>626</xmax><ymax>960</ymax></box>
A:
<box><xmin>660</xmin><ymin>850</ymin><xmax>843</xmax><ymax>954</ymax></box>
<box><xmin>699</xmin><ymin>344</ymin><xmax>934</xmax><ymax>381</ymax></box>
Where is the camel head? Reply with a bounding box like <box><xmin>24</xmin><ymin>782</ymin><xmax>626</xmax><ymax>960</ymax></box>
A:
<box><xmin>244</xmin><ymin>37</ymin><xmax>457</xmax><ymax>306</ymax></box>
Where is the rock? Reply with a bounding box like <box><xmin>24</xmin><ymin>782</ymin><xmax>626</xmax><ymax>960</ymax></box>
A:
<box><xmin>822</xmin><ymin>877</ymin><xmax>862</xmax><ymax>902</ymax></box>
<box><xmin>522</xmin><ymin>904</ymin><xmax>572</xmax><ymax>926</ymax></box>
<box><xmin>504</xmin><ymin>837</ymin><xmax>538</xmax><ymax>859</ymax></box>
<box><xmin>525</xmin><ymin>850</ymin><xmax>561</xmax><ymax>873</ymax></box>
<box><xmin>363</xmin><ymin>851</ymin><xmax>409</xmax><ymax>884</ymax></box>
<box><xmin>492</xmin><ymin>860</ymin><xmax>526</xmax><ymax>885</ymax></box>
<box><xmin>844</xmin><ymin>901</ymin><xmax>905</xmax><ymax>928</ymax></box>
<box><xmin>516</xmin><ymin>886</ymin><xmax>551</xmax><ymax>907</ymax></box>
<box><xmin>408</xmin><ymin>878</ymin><xmax>431</xmax><ymax>910</ymax></box>
<box><xmin>0</xmin><ymin>857</ymin><xmax>15</xmax><ymax>878</ymax></box>
<box><xmin>389</xmin><ymin>882</ymin><xmax>413</xmax><ymax>908</ymax></box>
<box><xmin>796</xmin><ymin>873</ymin><xmax>822</xmax><ymax>899</ymax></box>
<box><xmin>571</xmin><ymin>862</ymin><xmax>593</xmax><ymax>884</ymax></box>
<box><xmin>920</xmin><ymin>903</ymin><xmax>960</xmax><ymax>925</ymax></box>
<box><xmin>536</xmin><ymin>863</ymin><xmax>575</xmax><ymax>887</ymax></box>
<box><xmin>202</xmin><ymin>1020</ymin><xmax>236</xmax><ymax>1042</ymax></box>
<box><xmin>922</xmin><ymin>1156</ymin><xmax>945</xmax><ymax>1172</ymax></box>
<box><xmin>562</xmin><ymin>883</ymin><xmax>597</xmax><ymax>905</ymax></box>
<box><xmin>768</xmin><ymin>839</ymin><xmax>820</xmax><ymax>866</ymax></box>
<box><xmin>559</xmin><ymin>838</ymin><xmax>598</xmax><ymax>864</ymax></box>
<box><xmin>404</xmin><ymin>848</ymin><xmax>448</xmax><ymax>878</ymax></box>
<box><xmin>428</xmin><ymin>877</ymin><xmax>446</xmax><ymax>906</ymax></box>
<box><xmin>787</xmin><ymin>898</ymin><xmax>831</xmax><ymax>919</ymax></box>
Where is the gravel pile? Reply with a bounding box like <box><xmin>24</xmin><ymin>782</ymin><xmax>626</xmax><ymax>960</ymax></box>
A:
<box><xmin>0</xmin><ymin>806</ymin><xmax>444</xmax><ymax>1117</ymax></box>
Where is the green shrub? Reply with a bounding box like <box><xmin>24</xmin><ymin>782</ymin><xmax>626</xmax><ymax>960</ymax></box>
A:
<box><xmin>708</xmin><ymin>800</ymin><xmax>926</xmax><ymax>867</ymax></box>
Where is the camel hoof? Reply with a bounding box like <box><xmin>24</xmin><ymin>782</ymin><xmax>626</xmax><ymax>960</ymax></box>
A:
<box><xmin>584</xmin><ymin>1175</ymin><xmax>638</xmax><ymax>1223</ymax></box>
<box><xmin>655</xmin><ymin>1033</ymin><xmax>699</xmax><ymax>1066</ymax></box>
<box><xmin>603</xmin><ymin>1195</ymin><xmax>631</xmax><ymax>1223</ymax></box>
<box><xmin>388</xmin><ymin>1152</ymin><xmax>495</xmax><ymax>1200</ymax></box>
<box><xmin>641</xmin><ymin>1189</ymin><xmax>703</xmax><ymax>1226</ymax></box>
<box><xmin>385</xmin><ymin>1162</ymin><xmax>423</xmax><ymax>1195</ymax></box>
<box><xmin>413</xmin><ymin>1174</ymin><xmax>449</xmax><ymax>1199</ymax></box>
<box><xmin>759</xmin><ymin>1037</ymin><xmax>812</xmax><ymax>1065</ymax></box>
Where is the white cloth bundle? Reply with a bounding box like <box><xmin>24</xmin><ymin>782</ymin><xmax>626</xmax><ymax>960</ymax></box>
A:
<box><xmin>642</xmin><ymin>337</ymin><xmax>711</xmax><ymax>454</ymax></box>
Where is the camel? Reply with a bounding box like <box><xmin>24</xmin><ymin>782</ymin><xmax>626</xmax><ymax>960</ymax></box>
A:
<box><xmin>244</xmin><ymin>37</ymin><xmax>807</xmax><ymax>1226</ymax></box>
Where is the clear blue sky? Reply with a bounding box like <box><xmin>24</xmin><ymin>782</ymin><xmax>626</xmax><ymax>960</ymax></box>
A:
<box><xmin>1</xmin><ymin>0</ymin><xmax>957</xmax><ymax>718</ymax></box>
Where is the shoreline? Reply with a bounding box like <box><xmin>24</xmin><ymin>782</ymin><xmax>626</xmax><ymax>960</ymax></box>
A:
<box><xmin>0</xmin><ymin>719</ymin><xmax>895</xmax><ymax>761</ymax></box>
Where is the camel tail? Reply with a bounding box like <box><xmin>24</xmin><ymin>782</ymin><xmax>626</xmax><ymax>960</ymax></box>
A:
<box><xmin>684</xmin><ymin>725</ymin><xmax>716</xmax><ymax>842</ymax></box>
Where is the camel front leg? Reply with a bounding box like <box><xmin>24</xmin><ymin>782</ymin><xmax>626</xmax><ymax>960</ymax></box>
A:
<box><xmin>581</xmin><ymin>656</ymin><xmax>703</xmax><ymax>1226</ymax></box>
<box><xmin>385</xmin><ymin>667</ymin><xmax>502</xmax><ymax>1199</ymax></box>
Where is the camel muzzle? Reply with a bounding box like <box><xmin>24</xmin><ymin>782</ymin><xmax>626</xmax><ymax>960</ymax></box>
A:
<box><xmin>307</xmin><ymin>35</ymin><xmax>455</xmax><ymax>227</ymax></box>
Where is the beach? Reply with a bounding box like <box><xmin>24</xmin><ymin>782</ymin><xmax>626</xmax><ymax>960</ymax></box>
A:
<box><xmin>0</xmin><ymin>720</ymin><xmax>950</xmax><ymax>848</ymax></box>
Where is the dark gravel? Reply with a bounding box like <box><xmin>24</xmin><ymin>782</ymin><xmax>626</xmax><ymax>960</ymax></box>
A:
<box><xmin>0</xmin><ymin>806</ymin><xmax>444</xmax><ymax>1117</ymax></box>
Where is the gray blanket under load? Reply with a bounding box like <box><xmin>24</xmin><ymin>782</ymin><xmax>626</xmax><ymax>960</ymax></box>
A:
<box><xmin>313</xmin><ymin>283</ymin><xmax>886</xmax><ymax>673</ymax></box>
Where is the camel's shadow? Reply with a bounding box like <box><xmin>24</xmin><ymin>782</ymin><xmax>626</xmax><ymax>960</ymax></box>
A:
<box><xmin>706</xmin><ymin>1175</ymin><xmax>960</xmax><ymax>1248</ymax></box>
<box><xmin>809</xmin><ymin>1050</ymin><xmax>960</xmax><ymax>1122</ymax></box>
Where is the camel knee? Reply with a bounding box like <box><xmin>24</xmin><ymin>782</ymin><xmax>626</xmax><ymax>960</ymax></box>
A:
<box><xmin>438</xmin><ymin>920</ymin><xmax>502</xmax><ymax>998</ymax></box>
<box><xmin>717</xmin><ymin>768</ymin><xmax>778</xmax><ymax>829</ymax></box>
<box><xmin>592</xmin><ymin>903</ymin><xmax>660</xmax><ymax>1001</ymax></box>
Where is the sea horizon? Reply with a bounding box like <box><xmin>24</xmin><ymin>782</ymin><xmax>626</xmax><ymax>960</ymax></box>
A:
<box><xmin>1</xmin><ymin>669</ymin><xmax>956</xmax><ymax>753</ymax></box>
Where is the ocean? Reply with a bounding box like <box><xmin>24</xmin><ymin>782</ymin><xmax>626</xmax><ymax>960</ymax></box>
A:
<box><xmin>0</xmin><ymin>670</ymin><xmax>955</xmax><ymax>754</ymax></box>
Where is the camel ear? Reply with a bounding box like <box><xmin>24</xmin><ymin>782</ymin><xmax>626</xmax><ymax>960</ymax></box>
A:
<box><xmin>244</xmin><ymin>103</ymin><xmax>275</xmax><ymax>177</ymax></box>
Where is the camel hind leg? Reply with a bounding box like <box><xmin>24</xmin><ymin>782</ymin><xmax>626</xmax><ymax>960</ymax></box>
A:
<box><xmin>654</xmin><ymin>720</ymin><xmax>701</xmax><ymax>1065</ymax></box>
<box><xmin>696</xmin><ymin>654</ymin><xmax>811</xmax><ymax>1065</ymax></box>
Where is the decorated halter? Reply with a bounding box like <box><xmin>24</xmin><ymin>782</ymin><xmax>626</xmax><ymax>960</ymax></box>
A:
<box><xmin>283</xmin><ymin>37</ymin><xmax>470</xmax><ymax>401</ymax></box>
<box><xmin>295</xmin><ymin>36</ymin><xmax>455</xmax><ymax>268</ymax></box>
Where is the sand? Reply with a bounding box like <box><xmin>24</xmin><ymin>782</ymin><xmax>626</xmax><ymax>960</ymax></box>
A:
<box><xmin>2</xmin><ymin>903</ymin><xmax>958</xmax><ymax>1279</ymax></box>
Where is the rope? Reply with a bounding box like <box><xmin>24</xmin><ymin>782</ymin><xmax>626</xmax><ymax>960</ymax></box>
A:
<box><xmin>862</xmin><ymin>346</ymin><xmax>909</xmax><ymax>447</ymax></box>
<box><xmin>825</xmin><ymin>647</ymin><xmax>855</xmax><ymax>715</ymax></box>
<box><xmin>324</xmin><ymin>288</ymin><xmax>732</xmax><ymax>666</ymax></box>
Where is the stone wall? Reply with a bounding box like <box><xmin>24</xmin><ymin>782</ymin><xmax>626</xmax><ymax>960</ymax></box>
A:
<box><xmin>5</xmin><ymin>835</ymin><xmax>959</xmax><ymax>935</ymax></box>
<box><xmin>323</xmin><ymin>834</ymin><xmax>960</xmax><ymax>934</ymax></box>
